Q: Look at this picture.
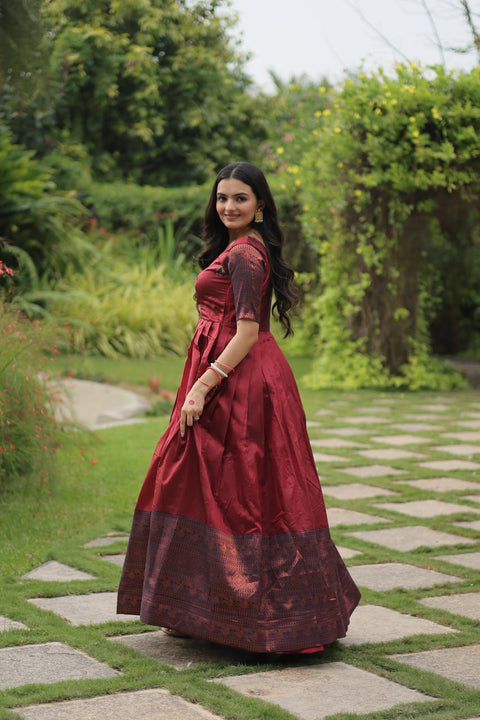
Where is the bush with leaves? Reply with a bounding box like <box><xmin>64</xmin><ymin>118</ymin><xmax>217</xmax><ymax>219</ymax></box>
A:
<box><xmin>37</xmin><ymin>233</ymin><xmax>198</xmax><ymax>358</ymax></box>
<box><xmin>0</xmin><ymin>130</ymin><xmax>93</xmax><ymax>294</ymax></box>
<box><xmin>299</xmin><ymin>63</ymin><xmax>479</xmax><ymax>389</ymax></box>
<box><xmin>0</xmin><ymin>261</ymin><xmax>67</xmax><ymax>490</ymax></box>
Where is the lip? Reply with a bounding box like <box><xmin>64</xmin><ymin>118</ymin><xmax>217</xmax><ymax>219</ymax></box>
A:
<box><xmin>224</xmin><ymin>214</ymin><xmax>240</xmax><ymax>220</ymax></box>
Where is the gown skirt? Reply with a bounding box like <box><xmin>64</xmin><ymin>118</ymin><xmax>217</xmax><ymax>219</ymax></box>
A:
<box><xmin>117</xmin><ymin>237</ymin><xmax>360</xmax><ymax>653</ymax></box>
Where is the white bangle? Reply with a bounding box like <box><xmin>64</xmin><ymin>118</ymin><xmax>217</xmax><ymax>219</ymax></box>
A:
<box><xmin>210</xmin><ymin>362</ymin><xmax>228</xmax><ymax>379</ymax></box>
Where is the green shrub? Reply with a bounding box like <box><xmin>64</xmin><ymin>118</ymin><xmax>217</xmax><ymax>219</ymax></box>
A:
<box><xmin>0</xmin><ymin>270</ymin><xmax>67</xmax><ymax>490</ymax></box>
<box><xmin>299</xmin><ymin>64</ymin><xmax>480</xmax><ymax>389</ymax></box>
<box><xmin>39</xmin><ymin>238</ymin><xmax>198</xmax><ymax>358</ymax></box>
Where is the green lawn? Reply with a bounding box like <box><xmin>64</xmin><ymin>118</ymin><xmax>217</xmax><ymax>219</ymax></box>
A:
<box><xmin>0</xmin><ymin>355</ymin><xmax>479</xmax><ymax>720</ymax></box>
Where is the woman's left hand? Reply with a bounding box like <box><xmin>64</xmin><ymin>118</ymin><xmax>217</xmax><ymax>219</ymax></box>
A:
<box><xmin>180</xmin><ymin>386</ymin><xmax>206</xmax><ymax>437</ymax></box>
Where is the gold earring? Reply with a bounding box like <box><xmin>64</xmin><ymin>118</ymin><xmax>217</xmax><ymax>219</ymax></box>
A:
<box><xmin>254</xmin><ymin>208</ymin><xmax>263</xmax><ymax>223</ymax></box>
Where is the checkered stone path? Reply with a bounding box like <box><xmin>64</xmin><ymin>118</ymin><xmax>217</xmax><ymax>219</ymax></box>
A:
<box><xmin>0</xmin><ymin>615</ymin><xmax>28</xmax><ymax>631</ymax></box>
<box><xmin>348</xmin><ymin>562</ymin><xmax>460</xmax><ymax>591</ymax></box>
<box><xmin>347</xmin><ymin>525</ymin><xmax>477</xmax><ymax>551</ymax></box>
<box><xmin>0</xmin><ymin>642</ymin><xmax>119</xmax><ymax>690</ymax></box>
<box><xmin>23</xmin><ymin>561</ymin><xmax>95</xmax><ymax>582</ymax></box>
<box><xmin>322</xmin><ymin>483</ymin><xmax>397</xmax><ymax>500</ymax></box>
<box><xmin>401</xmin><ymin>477</ymin><xmax>480</xmax><ymax>492</ymax></box>
<box><xmin>419</xmin><ymin>592</ymin><xmax>480</xmax><ymax>620</ymax></box>
<box><xmin>435</xmin><ymin>551</ymin><xmax>480</xmax><ymax>569</ymax></box>
<box><xmin>213</xmin><ymin>664</ymin><xmax>432</xmax><ymax>719</ymax></box>
<box><xmin>17</xmin><ymin>690</ymin><xmax>223</xmax><ymax>720</ymax></box>
<box><xmin>373</xmin><ymin>499</ymin><xmax>480</xmax><ymax>517</ymax></box>
<box><xmin>339</xmin><ymin>605</ymin><xmax>455</xmax><ymax>645</ymax></box>
<box><xmin>390</xmin><ymin>645</ymin><xmax>480</xmax><ymax>690</ymax></box>
<box><xmin>28</xmin><ymin>592</ymin><xmax>138</xmax><ymax>625</ymax></box>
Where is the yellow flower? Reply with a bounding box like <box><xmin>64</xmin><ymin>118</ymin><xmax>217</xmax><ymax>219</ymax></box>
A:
<box><xmin>412</xmin><ymin>129</ymin><xmax>419</xmax><ymax>137</ymax></box>
<box><xmin>374</xmin><ymin>108</ymin><xmax>382</xmax><ymax>115</ymax></box>
<box><xmin>315</xmin><ymin>110</ymin><xmax>322</xmax><ymax>118</ymax></box>
<box><xmin>319</xmin><ymin>86</ymin><xmax>326</xmax><ymax>94</ymax></box>
<box><xmin>337</xmin><ymin>162</ymin><xmax>344</xmax><ymax>168</ymax></box>
<box><xmin>295</xmin><ymin>179</ymin><xmax>301</xmax><ymax>186</ymax></box>
<box><xmin>409</xmin><ymin>116</ymin><xmax>416</xmax><ymax>123</ymax></box>
<box><xmin>432</xmin><ymin>107</ymin><xmax>441</xmax><ymax>120</ymax></box>
<box><xmin>354</xmin><ymin>189</ymin><xmax>362</xmax><ymax>196</ymax></box>
<box><xmin>276</xmin><ymin>147</ymin><xmax>284</xmax><ymax>155</ymax></box>
<box><xmin>288</xmin><ymin>165</ymin><xmax>299</xmax><ymax>174</ymax></box>
<box><xmin>334</xmin><ymin>127</ymin><xmax>341</xmax><ymax>133</ymax></box>
<box><xmin>323</xmin><ymin>108</ymin><xmax>331</xmax><ymax>116</ymax></box>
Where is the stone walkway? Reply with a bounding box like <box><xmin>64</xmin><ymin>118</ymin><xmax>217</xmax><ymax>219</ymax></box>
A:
<box><xmin>1</xmin><ymin>384</ymin><xmax>480</xmax><ymax>719</ymax></box>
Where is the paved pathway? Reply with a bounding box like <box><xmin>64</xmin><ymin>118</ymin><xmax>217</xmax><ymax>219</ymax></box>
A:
<box><xmin>1</xmin><ymin>383</ymin><xmax>480</xmax><ymax>719</ymax></box>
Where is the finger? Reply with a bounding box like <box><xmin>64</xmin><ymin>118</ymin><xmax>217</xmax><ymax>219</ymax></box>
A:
<box><xmin>180</xmin><ymin>410</ymin><xmax>186</xmax><ymax>437</ymax></box>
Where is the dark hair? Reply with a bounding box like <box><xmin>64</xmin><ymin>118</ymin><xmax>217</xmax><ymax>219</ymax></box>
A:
<box><xmin>199</xmin><ymin>161</ymin><xmax>298</xmax><ymax>336</ymax></box>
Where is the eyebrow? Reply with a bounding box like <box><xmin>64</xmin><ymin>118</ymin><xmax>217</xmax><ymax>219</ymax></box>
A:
<box><xmin>216</xmin><ymin>192</ymin><xmax>249</xmax><ymax>197</ymax></box>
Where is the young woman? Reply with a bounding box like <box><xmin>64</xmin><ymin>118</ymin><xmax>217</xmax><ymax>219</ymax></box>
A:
<box><xmin>117</xmin><ymin>162</ymin><xmax>360</xmax><ymax>653</ymax></box>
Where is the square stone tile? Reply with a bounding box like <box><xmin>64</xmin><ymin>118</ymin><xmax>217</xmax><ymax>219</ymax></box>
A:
<box><xmin>391</xmin><ymin>423</ymin><xmax>440</xmax><ymax>432</ymax></box>
<box><xmin>358</xmin><ymin>448</ymin><xmax>425</xmax><ymax>460</ymax></box>
<box><xmin>17</xmin><ymin>689</ymin><xmax>221</xmax><ymax>720</ymax></box>
<box><xmin>101</xmin><ymin>554</ymin><xmax>126</xmax><ymax>567</ymax></box>
<box><xmin>465</xmin><ymin>411</ymin><xmax>480</xmax><ymax>418</ymax></box>
<box><xmin>434</xmin><ymin>444</ymin><xmax>480</xmax><ymax>456</ymax></box>
<box><xmin>463</xmin><ymin>494</ymin><xmax>480</xmax><ymax>503</ymax></box>
<box><xmin>347</xmin><ymin>526</ymin><xmax>476</xmax><ymax>551</ymax></box>
<box><xmin>311</xmin><ymin>438</ymin><xmax>365</xmax><ymax>449</ymax></box>
<box><xmin>83</xmin><ymin>535</ymin><xmax>128</xmax><ymax>548</ymax></box>
<box><xmin>28</xmin><ymin>592</ymin><xmax>138</xmax><ymax>626</ymax></box>
<box><xmin>306</xmin><ymin>420</ymin><xmax>321</xmax><ymax>428</ymax></box>
<box><xmin>0</xmin><ymin>615</ymin><xmax>28</xmax><ymax>631</ymax></box>
<box><xmin>22</xmin><ymin>561</ymin><xmax>95</xmax><ymax>582</ymax></box>
<box><xmin>350</xmin><ymin>406</ymin><xmax>391</xmax><ymax>414</ymax></box>
<box><xmin>401</xmin><ymin>478</ymin><xmax>480</xmax><ymax>492</ymax></box>
<box><xmin>315</xmin><ymin>409</ymin><xmax>333</xmax><ymax>416</ymax></box>
<box><xmin>349</xmin><ymin>563</ymin><xmax>460</xmax><ymax>591</ymax></box>
<box><xmin>371</xmin><ymin>434</ymin><xmax>431</xmax><ymax>446</ymax></box>
<box><xmin>323</xmin><ymin>483</ymin><xmax>396</xmax><ymax>500</ymax></box>
<box><xmin>419</xmin><ymin>592</ymin><xmax>480</xmax><ymax>620</ymax></box>
<box><xmin>214</xmin><ymin>663</ymin><xmax>431</xmax><ymax>719</ymax></box>
<box><xmin>0</xmin><ymin>642</ymin><xmax>119</xmax><ymax>690</ymax></box>
<box><xmin>327</xmin><ymin>508</ymin><xmax>388</xmax><ymax>526</ymax></box>
<box><xmin>419</xmin><ymin>459</ymin><xmax>480</xmax><ymax>471</ymax></box>
<box><xmin>457</xmin><ymin>420</ymin><xmax>480</xmax><ymax>429</ymax></box>
<box><xmin>339</xmin><ymin>605</ymin><xmax>455</xmax><ymax>646</ymax></box>
<box><xmin>454</xmin><ymin>519</ymin><xmax>480</xmax><ymax>531</ymax></box>
<box><xmin>313</xmin><ymin>452</ymin><xmax>348</xmax><ymax>463</ymax></box>
<box><xmin>322</xmin><ymin>427</ymin><xmax>369</xmax><ymax>435</ymax></box>
<box><xmin>416</xmin><ymin>404</ymin><xmax>450</xmax><ymax>412</ymax></box>
<box><xmin>373</xmin><ymin>499</ymin><xmax>480</xmax><ymax>518</ymax></box>
<box><xmin>390</xmin><ymin>644</ymin><xmax>480</xmax><ymax>689</ymax></box>
<box><xmin>337</xmin><ymin>545</ymin><xmax>361</xmax><ymax>559</ymax></box>
<box><xmin>111</xmin><ymin>630</ymin><xmax>251</xmax><ymax>670</ymax></box>
<box><xmin>435</xmin><ymin>552</ymin><xmax>480</xmax><ymax>570</ymax></box>
<box><xmin>339</xmin><ymin>416</ymin><xmax>387</xmax><ymax>424</ymax></box>
<box><xmin>341</xmin><ymin>464</ymin><xmax>405</xmax><ymax>478</ymax></box>
<box><xmin>403</xmin><ymin>413</ymin><xmax>442</xmax><ymax>421</ymax></box>
<box><xmin>442</xmin><ymin>431</ymin><xmax>480</xmax><ymax>441</ymax></box>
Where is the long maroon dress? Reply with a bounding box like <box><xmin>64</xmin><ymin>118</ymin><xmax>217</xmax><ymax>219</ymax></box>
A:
<box><xmin>117</xmin><ymin>236</ymin><xmax>360</xmax><ymax>653</ymax></box>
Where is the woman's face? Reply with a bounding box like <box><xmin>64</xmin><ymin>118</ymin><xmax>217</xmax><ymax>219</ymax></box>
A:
<box><xmin>216</xmin><ymin>178</ymin><xmax>262</xmax><ymax>240</ymax></box>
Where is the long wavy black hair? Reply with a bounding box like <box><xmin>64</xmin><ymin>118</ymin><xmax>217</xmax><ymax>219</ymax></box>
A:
<box><xmin>199</xmin><ymin>161</ymin><xmax>299</xmax><ymax>336</ymax></box>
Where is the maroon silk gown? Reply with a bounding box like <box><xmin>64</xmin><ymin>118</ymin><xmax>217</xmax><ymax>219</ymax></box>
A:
<box><xmin>117</xmin><ymin>236</ymin><xmax>360</xmax><ymax>653</ymax></box>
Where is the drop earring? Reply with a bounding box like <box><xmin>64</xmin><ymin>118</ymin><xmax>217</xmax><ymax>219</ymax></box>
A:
<box><xmin>254</xmin><ymin>208</ymin><xmax>264</xmax><ymax>223</ymax></box>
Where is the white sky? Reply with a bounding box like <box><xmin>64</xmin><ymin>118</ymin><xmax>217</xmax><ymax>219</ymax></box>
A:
<box><xmin>228</xmin><ymin>0</ymin><xmax>479</xmax><ymax>91</ymax></box>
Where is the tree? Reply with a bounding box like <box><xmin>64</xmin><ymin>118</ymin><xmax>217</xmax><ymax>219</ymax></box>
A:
<box><xmin>5</xmin><ymin>0</ymin><xmax>266</xmax><ymax>186</ymax></box>
<box><xmin>300</xmin><ymin>64</ymin><xmax>480</xmax><ymax>390</ymax></box>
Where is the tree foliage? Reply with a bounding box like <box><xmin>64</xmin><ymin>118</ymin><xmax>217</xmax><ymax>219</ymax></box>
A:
<box><xmin>300</xmin><ymin>63</ymin><xmax>480</xmax><ymax>389</ymax></box>
<box><xmin>4</xmin><ymin>0</ymin><xmax>266</xmax><ymax>186</ymax></box>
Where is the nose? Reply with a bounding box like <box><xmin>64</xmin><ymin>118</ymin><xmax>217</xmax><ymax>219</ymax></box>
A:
<box><xmin>225</xmin><ymin>198</ymin><xmax>236</xmax><ymax>212</ymax></box>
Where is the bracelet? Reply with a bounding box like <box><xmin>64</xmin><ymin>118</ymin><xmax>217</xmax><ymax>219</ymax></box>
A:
<box><xmin>215</xmin><ymin>360</ymin><xmax>234</xmax><ymax>373</ymax></box>
<box><xmin>210</xmin><ymin>362</ymin><xmax>228</xmax><ymax>379</ymax></box>
<box><xmin>198</xmin><ymin>379</ymin><xmax>212</xmax><ymax>389</ymax></box>
<box><xmin>208</xmin><ymin>366</ymin><xmax>223</xmax><ymax>385</ymax></box>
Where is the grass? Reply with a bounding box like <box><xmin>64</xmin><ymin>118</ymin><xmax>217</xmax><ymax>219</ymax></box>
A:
<box><xmin>0</xmin><ymin>355</ymin><xmax>479</xmax><ymax>719</ymax></box>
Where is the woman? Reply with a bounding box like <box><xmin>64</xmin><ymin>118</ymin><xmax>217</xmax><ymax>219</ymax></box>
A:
<box><xmin>117</xmin><ymin>161</ymin><xmax>360</xmax><ymax>653</ymax></box>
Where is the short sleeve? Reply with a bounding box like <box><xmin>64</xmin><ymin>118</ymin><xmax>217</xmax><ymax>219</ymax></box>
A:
<box><xmin>225</xmin><ymin>243</ymin><xmax>266</xmax><ymax>323</ymax></box>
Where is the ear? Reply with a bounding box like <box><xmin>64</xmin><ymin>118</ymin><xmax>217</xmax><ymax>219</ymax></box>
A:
<box><xmin>257</xmin><ymin>200</ymin><xmax>265</xmax><ymax>210</ymax></box>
